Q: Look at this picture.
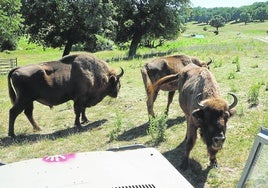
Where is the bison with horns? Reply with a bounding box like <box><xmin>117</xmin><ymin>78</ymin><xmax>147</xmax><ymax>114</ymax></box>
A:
<box><xmin>160</xmin><ymin>63</ymin><xmax>238</xmax><ymax>170</ymax></box>
<box><xmin>8</xmin><ymin>54</ymin><xmax>124</xmax><ymax>137</ymax></box>
<box><xmin>141</xmin><ymin>54</ymin><xmax>212</xmax><ymax>118</ymax></box>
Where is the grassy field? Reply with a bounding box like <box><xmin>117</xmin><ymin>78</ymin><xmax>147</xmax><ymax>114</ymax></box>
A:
<box><xmin>0</xmin><ymin>22</ymin><xmax>268</xmax><ymax>187</ymax></box>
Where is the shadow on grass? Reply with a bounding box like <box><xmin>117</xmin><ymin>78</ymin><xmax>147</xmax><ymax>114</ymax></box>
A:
<box><xmin>0</xmin><ymin>119</ymin><xmax>107</xmax><ymax>147</ymax></box>
<box><xmin>118</xmin><ymin>116</ymin><xmax>185</xmax><ymax>141</ymax></box>
<box><xmin>163</xmin><ymin>140</ymin><xmax>212</xmax><ymax>188</ymax></box>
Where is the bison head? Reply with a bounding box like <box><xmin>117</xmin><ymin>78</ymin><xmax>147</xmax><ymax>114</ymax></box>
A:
<box><xmin>108</xmin><ymin>67</ymin><xmax>124</xmax><ymax>98</ymax></box>
<box><xmin>192</xmin><ymin>93</ymin><xmax>237</xmax><ymax>151</ymax></box>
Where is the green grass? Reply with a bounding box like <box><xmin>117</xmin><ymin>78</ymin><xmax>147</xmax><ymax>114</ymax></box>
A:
<box><xmin>0</xmin><ymin>21</ymin><xmax>268</xmax><ymax>187</ymax></box>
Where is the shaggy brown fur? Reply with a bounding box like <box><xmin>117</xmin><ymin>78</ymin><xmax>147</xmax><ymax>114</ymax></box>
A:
<box><xmin>141</xmin><ymin>55</ymin><xmax>212</xmax><ymax>118</ymax></box>
<box><xmin>178</xmin><ymin>63</ymin><xmax>237</xmax><ymax>170</ymax></box>
<box><xmin>8</xmin><ymin>54</ymin><xmax>124</xmax><ymax>137</ymax></box>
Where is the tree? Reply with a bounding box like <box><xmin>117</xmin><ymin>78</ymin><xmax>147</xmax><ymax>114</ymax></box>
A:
<box><xmin>0</xmin><ymin>0</ymin><xmax>23</xmax><ymax>51</ymax></box>
<box><xmin>231</xmin><ymin>8</ymin><xmax>241</xmax><ymax>23</ymax></box>
<box><xmin>21</xmin><ymin>0</ymin><xmax>117</xmax><ymax>56</ymax></box>
<box><xmin>253</xmin><ymin>7</ymin><xmax>267</xmax><ymax>22</ymax></box>
<box><xmin>209</xmin><ymin>15</ymin><xmax>225</xmax><ymax>34</ymax></box>
<box><xmin>240</xmin><ymin>11</ymin><xmax>252</xmax><ymax>24</ymax></box>
<box><xmin>113</xmin><ymin>0</ymin><xmax>191</xmax><ymax>58</ymax></box>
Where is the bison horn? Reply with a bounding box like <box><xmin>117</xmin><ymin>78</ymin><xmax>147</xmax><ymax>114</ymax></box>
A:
<box><xmin>207</xmin><ymin>58</ymin><xmax>213</xmax><ymax>66</ymax></box>
<box><xmin>117</xmin><ymin>67</ymin><xmax>124</xmax><ymax>78</ymax></box>
<box><xmin>195</xmin><ymin>93</ymin><xmax>205</xmax><ymax>109</ymax></box>
<box><xmin>228</xmin><ymin>93</ymin><xmax>238</xmax><ymax>109</ymax></box>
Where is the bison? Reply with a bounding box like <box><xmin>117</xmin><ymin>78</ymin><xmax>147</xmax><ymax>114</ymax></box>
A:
<box><xmin>160</xmin><ymin>63</ymin><xmax>238</xmax><ymax>170</ymax></box>
<box><xmin>141</xmin><ymin>54</ymin><xmax>212</xmax><ymax>118</ymax></box>
<box><xmin>7</xmin><ymin>54</ymin><xmax>124</xmax><ymax>137</ymax></box>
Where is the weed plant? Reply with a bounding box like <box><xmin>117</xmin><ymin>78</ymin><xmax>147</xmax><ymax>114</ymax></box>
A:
<box><xmin>233</xmin><ymin>56</ymin><xmax>240</xmax><ymax>72</ymax></box>
<box><xmin>109</xmin><ymin>110</ymin><xmax>122</xmax><ymax>142</ymax></box>
<box><xmin>147</xmin><ymin>114</ymin><xmax>167</xmax><ymax>145</ymax></box>
<box><xmin>247</xmin><ymin>83</ymin><xmax>262</xmax><ymax>107</ymax></box>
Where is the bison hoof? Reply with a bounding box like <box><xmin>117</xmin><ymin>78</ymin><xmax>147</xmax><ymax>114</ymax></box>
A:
<box><xmin>210</xmin><ymin>162</ymin><xmax>218</xmax><ymax>169</ymax></box>
<box><xmin>33</xmin><ymin>127</ymin><xmax>42</xmax><ymax>132</ymax></box>
<box><xmin>81</xmin><ymin>119</ymin><xmax>89</xmax><ymax>124</ymax></box>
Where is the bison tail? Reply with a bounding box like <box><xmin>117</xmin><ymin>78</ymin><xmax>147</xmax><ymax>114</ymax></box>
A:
<box><xmin>7</xmin><ymin>68</ymin><xmax>18</xmax><ymax>105</ymax></box>
<box><xmin>141</xmin><ymin>66</ymin><xmax>153</xmax><ymax>92</ymax></box>
<box><xmin>153</xmin><ymin>74</ymin><xmax>179</xmax><ymax>89</ymax></box>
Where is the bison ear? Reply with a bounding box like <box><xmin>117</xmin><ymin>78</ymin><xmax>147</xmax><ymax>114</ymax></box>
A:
<box><xmin>109</xmin><ymin>75</ymin><xmax>117</xmax><ymax>85</ymax></box>
<box><xmin>192</xmin><ymin>108</ymin><xmax>204</xmax><ymax>121</ymax></box>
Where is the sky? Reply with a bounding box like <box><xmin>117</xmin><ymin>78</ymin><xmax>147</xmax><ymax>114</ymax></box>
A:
<box><xmin>190</xmin><ymin>0</ymin><xmax>267</xmax><ymax>8</ymax></box>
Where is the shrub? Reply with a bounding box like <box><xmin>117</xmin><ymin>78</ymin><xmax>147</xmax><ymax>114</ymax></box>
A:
<box><xmin>147</xmin><ymin>113</ymin><xmax>167</xmax><ymax>145</ymax></box>
<box><xmin>247</xmin><ymin>83</ymin><xmax>262</xmax><ymax>107</ymax></box>
<box><xmin>232</xmin><ymin>56</ymin><xmax>240</xmax><ymax>72</ymax></box>
<box><xmin>109</xmin><ymin>110</ymin><xmax>122</xmax><ymax>142</ymax></box>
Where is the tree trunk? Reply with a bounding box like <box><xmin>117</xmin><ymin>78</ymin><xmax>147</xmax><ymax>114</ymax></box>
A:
<box><xmin>62</xmin><ymin>39</ymin><xmax>73</xmax><ymax>57</ymax></box>
<box><xmin>128</xmin><ymin>31</ymin><xmax>142</xmax><ymax>59</ymax></box>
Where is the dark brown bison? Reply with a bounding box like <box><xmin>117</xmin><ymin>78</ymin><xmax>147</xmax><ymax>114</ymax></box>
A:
<box><xmin>7</xmin><ymin>54</ymin><xmax>124</xmax><ymax>137</ymax></box>
<box><xmin>141</xmin><ymin>55</ymin><xmax>212</xmax><ymax>118</ymax></box>
<box><xmin>160</xmin><ymin>63</ymin><xmax>238</xmax><ymax>170</ymax></box>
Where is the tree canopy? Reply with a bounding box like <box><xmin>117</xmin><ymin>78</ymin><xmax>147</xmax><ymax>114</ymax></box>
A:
<box><xmin>2</xmin><ymin>1</ymin><xmax>268</xmax><ymax>55</ymax></box>
<box><xmin>0</xmin><ymin>0</ymin><xmax>23</xmax><ymax>51</ymax></box>
<box><xmin>21</xmin><ymin>0</ymin><xmax>117</xmax><ymax>56</ymax></box>
<box><xmin>209</xmin><ymin>15</ymin><xmax>225</xmax><ymax>33</ymax></box>
<box><xmin>189</xmin><ymin>1</ymin><xmax>268</xmax><ymax>24</ymax></box>
<box><xmin>113</xmin><ymin>0</ymin><xmax>191</xmax><ymax>58</ymax></box>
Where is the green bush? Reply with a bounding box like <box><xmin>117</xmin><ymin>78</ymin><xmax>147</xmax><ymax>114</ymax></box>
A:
<box><xmin>147</xmin><ymin>113</ymin><xmax>167</xmax><ymax>145</ymax></box>
<box><xmin>109</xmin><ymin>110</ymin><xmax>123</xmax><ymax>142</ymax></box>
<box><xmin>247</xmin><ymin>83</ymin><xmax>262</xmax><ymax>106</ymax></box>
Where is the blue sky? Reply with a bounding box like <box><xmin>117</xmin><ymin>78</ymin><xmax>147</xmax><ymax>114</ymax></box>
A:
<box><xmin>190</xmin><ymin>0</ymin><xmax>267</xmax><ymax>8</ymax></box>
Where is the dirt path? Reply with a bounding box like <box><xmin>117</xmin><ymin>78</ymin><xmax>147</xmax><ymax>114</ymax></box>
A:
<box><xmin>256</xmin><ymin>36</ymin><xmax>268</xmax><ymax>43</ymax></box>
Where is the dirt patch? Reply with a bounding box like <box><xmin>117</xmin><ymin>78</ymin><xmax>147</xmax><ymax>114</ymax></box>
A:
<box><xmin>256</xmin><ymin>36</ymin><xmax>268</xmax><ymax>43</ymax></box>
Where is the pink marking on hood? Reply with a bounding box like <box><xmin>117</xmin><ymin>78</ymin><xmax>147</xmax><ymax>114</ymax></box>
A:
<box><xmin>42</xmin><ymin>153</ymin><xmax>76</xmax><ymax>163</ymax></box>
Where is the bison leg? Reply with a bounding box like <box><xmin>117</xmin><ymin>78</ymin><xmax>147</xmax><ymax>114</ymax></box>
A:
<box><xmin>74</xmin><ymin>102</ymin><xmax>82</xmax><ymax>128</ymax></box>
<box><xmin>24</xmin><ymin>102</ymin><xmax>41</xmax><ymax>132</ymax></box>
<box><xmin>180</xmin><ymin>125</ymin><xmax>197</xmax><ymax>170</ymax></box>
<box><xmin>81</xmin><ymin>108</ymin><xmax>89</xmax><ymax>124</ymax></box>
<box><xmin>208</xmin><ymin>148</ymin><xmax>219</xmax><ymax>168</ymax></box>
<box><xmin>147</xmin><ymin>87</ymin><xmax>160</xmax><ymax>118</ymax></box>
<box><xmin>8</xmin><ymin>100</ymin><xmax>26</xmax><ymax>137</ymax></box>
<box><xmin>146</xmin><ymin>97</ymin><xmax>155</xmax><ymax>118</ymax></box>
<box><xmin>165</xmin><ymin>91</ymin><xmax>175</xmax><ymax>115</ymax></box>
